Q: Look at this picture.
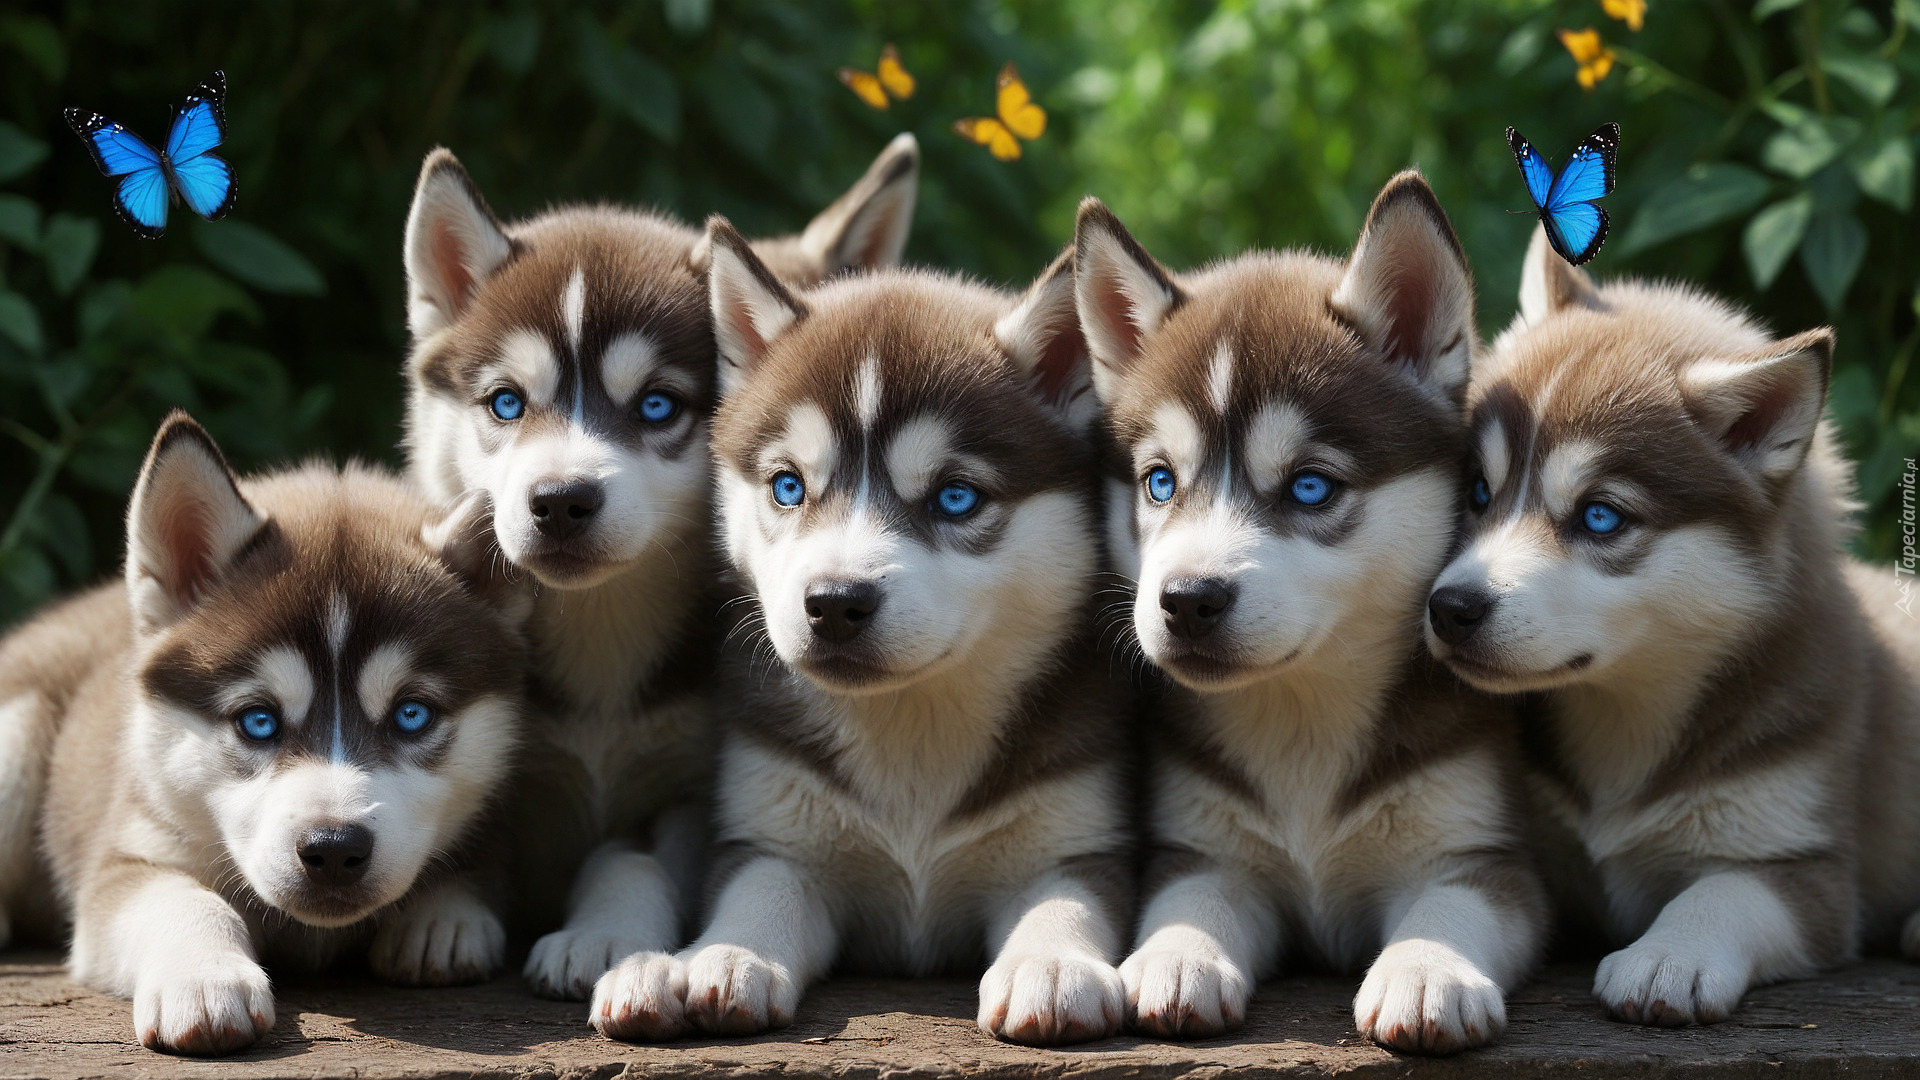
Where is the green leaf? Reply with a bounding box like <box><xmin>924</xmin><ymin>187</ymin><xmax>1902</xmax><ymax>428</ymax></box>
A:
<box><xmin>130</xmin><ymin>265</ymin><xmax>259</xmax><ymax>339</ymax></box>
<box><xmin>2</xmin><ymin>16</ymin><xmax>65</xmax><ymax>81</ymax></box>
<box><xmin>77</xmin><ymin>280</ymin><xmax>132</xmax><ymax>341</ymax></box>
<box><xmin>0</xmin><ymin>547</ymin><xmax>55</xmax><ymax>610</ymax></box>
<box><xmin>1744</xmin><ymin>193</ymin><xmax>1813</xmax><ymax>289</ymax></box>
<box><xmin>1753</xmin><ymin>0</ymin><xmax>1806</xmax><ymax>16</ymax></box>
<box><xmin>193</xmin><ymin>221</ymin><xmax>326</xmax><ymax>296</ymax></box>
<box><xmin>37</xmin><ymin>357</ymin><xmax>90</xmax><ymax>412</ymax></box>
<box><xmin>0</xmin><ymin>289</ymin><xmax>44</xmax><ymax>354</ymax></box>
<box><xmin>577</xmin><ymin>20</ymin><xmax>680</xmax><ymax>142</ymax></box>
<box><xmin>664</xmin><ymin>0</ymin><xmax>713</xmax><ymax>36</ymax></box>
<box><xmin>1762</xmin><ymin>116</ymin><xmax>1859</xmax><ymax>180</ymax></box>
<box><xmin>1853</xmin><ymin>135</ymin><xmax>1915</xmax><ymax>211</ymax></box>
<box><xmin>697</xmin><ymin>55</ymin><xmax>778</xmax><ymax>163</ymax></box>
<box><xmin>0</xmin><ymin>120</ymin><xmax>49</xmax><ymax>183</ymax></box>
<box><xmin>1619</xmin><ymin>164</ymin><xmax>1773</xmax><ymax>255</ymax></box>
<box><xmin>0</xmin><ymin>194</ymin><xmax>39</xmax><ymax>250</ymax></box>
<box><xmin>484</xmin><ymin>11</ymin><xmax>541</xmax><ymax>75</ymax></box>
<box><xmin>1828</xmin><ymin>363</ymin><xmax>1877</xmax><ymax>432</ymax></box>
<box><xmin>1823</xmin><ymin>53</ymin><xmax>1899</xmax><ymax>106</ymax></box>
<box><xmin>1800</xmin><ymin>211</ymin><xmax>1868</xmax><ymax>312</ymax></box>
<box><xmin>29</xmin><ymin>495</ymin><xmax>91</xmax><ymax>582</ymax></box>
<box><xmin>42</xmin><ymin>215</ymin><xmax>100</xmax><ymax>297</ymax></box>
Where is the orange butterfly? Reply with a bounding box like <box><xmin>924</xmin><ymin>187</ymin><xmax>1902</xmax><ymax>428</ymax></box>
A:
<box><xmin>952</xmin><ymin>63</ymin><xmax>1046</xmax><ymax>161</ymax></box>
<box><xmin>838</xmin><ymin>44</ymin><xmax>915</xmax><ymax>110</ymax></box>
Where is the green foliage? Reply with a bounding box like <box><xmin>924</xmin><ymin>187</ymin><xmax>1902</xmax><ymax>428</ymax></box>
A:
<box><xmin>0</xmin><ymin>0</ymin><xmax>1916</xmax><ymax>628</ymax></box>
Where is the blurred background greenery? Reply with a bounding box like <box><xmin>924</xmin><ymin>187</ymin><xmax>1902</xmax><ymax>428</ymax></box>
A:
<box><xmin>0</xmin><ymin>0</ymin><xmax>1915</xmax><ymax>624</ymax></box>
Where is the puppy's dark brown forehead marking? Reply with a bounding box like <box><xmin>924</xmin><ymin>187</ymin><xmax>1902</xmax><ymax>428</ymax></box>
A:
<box><xmin>714</xmin><ymin>272</ymin><xmax>1093</xmax><ymax>502</ymax></box>
<box><xmin>141</xmin><ymin>467</ymin><xmax>525</xmax><ymax>766</ymax></box>
<box><xmin>1109</xmin><ymin>254</ymin><xmax>1463</xmax><ymax>490</ymax></box>
<box><xmin>415</xmin><ymin>209</ymin><xmax>716</xmax><ymax>447</ymax></box>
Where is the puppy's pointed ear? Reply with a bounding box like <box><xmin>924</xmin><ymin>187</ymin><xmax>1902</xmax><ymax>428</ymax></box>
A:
<box><xmin>1517</xmin><ymin>225</ymin><xmax>1605</xmax><ymax>325</ymax></box>
<box><xmin>995</xmin><ymin>247</ymin><xmax>1094</xmax><ymax>430</ymax></box>
<box><xmin>404</xmin><ymin>148</ymin><xmax>515</xmax><ymax>339</ymax></box>
<box><xmin>1074</xmin><ymin>197</ymin><xmax>1184</xmax><ymax>403</ymax></box>
<box><xmin>796</xmin><ymin>132</ymin><xmax>920</xmax><ymax>279</ymax></box>
<box><xmin>707</xmin><ymin>215</ymin><xmax>808</xmax><ymax>398</ymax></box>
<box><xmin>1682</xmin><ymin>328</ymin><xmax>1834</xmax><ymax>486</ymax></box>
<box><xmin>422</xmin><ymin>491</ymin><xmax>534</xmax><ymax>630</ymax></box>
<box><xmin>124</xmin><ymin>411</ymin><xmax>266</xmax><ymax>634</ymax></box>
<box><xmin>1331</xmin><ymin>171</ymin><xmax>1477</xmax><ymax>399</ymax></box>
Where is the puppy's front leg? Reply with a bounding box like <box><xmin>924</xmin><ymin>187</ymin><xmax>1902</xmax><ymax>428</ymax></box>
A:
<box><xmin>1355</xmin><ymin>864</ymin><xmax>1543</xmax><ymax>1055</ymax></box>
<box><xmin>1121</xmin><ymin>865</ymin><xmax>1277</xmax><ymax>1038</ymax></box>
<box><xmin>1595</xmin><ymin>866</ymin><xmax>1833</xmax><ymax>1027</ymax></box>
<box><xmin>978</xmin><ymin>866</ymin><xmax>1126</xmax><ymax>1046</ymax></box>
<box><xmin>593</xmin><ymin>853</ymin><xmax>835</xmax><ymax>1041</ymax></box>
<box><xmin>525</xmin><ymin>841</ymin><xmax>681</xmax><ymax>1000</ymax></box>
<box><xmin>71</xmin><ymin>863</ymin><xmax>274</xmax><ymax>1056</ymax></box>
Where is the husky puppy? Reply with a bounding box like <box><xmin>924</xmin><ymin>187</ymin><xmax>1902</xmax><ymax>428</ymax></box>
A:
<box><xmin>588</xmin><ymin>219</ymin><xmax>1133</xmax><ymax>1045</ymax></box>
<box><xmin>1077</xmin><ymin>176</ymin><xmax>1546</xmax><ymax>1054</ymax></box>
<box><xmin>1426</xmin><ymin>229</ymin><xmax>1920</xmax><ymax>1026</ymax></box>
<box><xmin>398</xmin><ymin>136</ymin><xmax>920</xmax><ymax>998</ymax></box>
<box><xmin>0</xmin><ymin>412</ymin><xmax>527</xmax><ymax>1055</ymax></box>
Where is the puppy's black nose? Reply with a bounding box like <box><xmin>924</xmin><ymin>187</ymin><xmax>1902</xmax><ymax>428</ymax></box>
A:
<box><xmin>806</xmin><ymin>580</ymin><xmax>881</xmax><ymax>643</ymax></box>
<box><xmin>529</xmin><ymin>479</ymin><xmax>603</xmax><ymax>539</ymax></box>
<box><xmin>298</xmin><ymin>824</ymin><xmax>373</xmax><ymax>887</ymax></box>
<box><xmin>1428</xmin><ymin>585</ymin><xmax>1493</xmax><ymax>646</ymax></box>
<box><xmin>1161</xmin><ymin>577</ymin><xmax>1235</xmax><ymax>640</ymax></box>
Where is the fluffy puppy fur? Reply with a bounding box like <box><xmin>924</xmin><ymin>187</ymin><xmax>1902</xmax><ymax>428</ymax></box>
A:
<box><xmin>0</xmin><ymin>413</ymin><xmax>527</xmax><ymax>1055</ymax></box>
<box><xmin>587</xmin><ymin>220</ymin><xmax>1135</xmax><ymax>1046</ymax></box>
<box><xmin>1080</xmin><ymin>176</ymin><xmax>1546</xmax><ymax>1054</ymax></box>
<box><xmin>1425</xmin><ymin>229</ymin><xmax>1920</xmax><ymax>1025</ymax></box>
<box><xmin>397</xmin><ymin>137</ymin><xmax>920</xmax><ymax>999</ymax></box>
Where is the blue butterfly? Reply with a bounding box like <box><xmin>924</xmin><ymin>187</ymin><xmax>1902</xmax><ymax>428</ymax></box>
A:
<box><xmin>1506</xmin><ymin>123</ymin><xmax>1619</xmax><ymax>266</ymax></box>
<box><xmin>65</xmin><ymin>72</ymin><xmax>237</xmax><ymax>240</ymax></box>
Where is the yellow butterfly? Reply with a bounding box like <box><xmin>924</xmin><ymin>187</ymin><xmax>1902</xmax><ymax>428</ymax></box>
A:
<box><xmin>838</xmin><ymin>44</ymin><xmax>915</xmax><ymax>110</ymax></box>
<box><xmin>952</xmin><ymin>62</ymin><xmax>1046</xmax><ymax>161</ymax></box>
<box><xmin>1558</xmin><ymin>27</ymin><xmax>1616</xmax><ymax>89</ymax></box>
<box><xmin>1601</xmin><ymin>0</ymin><xmax>1645</xmax><ymax>32</ymax></box>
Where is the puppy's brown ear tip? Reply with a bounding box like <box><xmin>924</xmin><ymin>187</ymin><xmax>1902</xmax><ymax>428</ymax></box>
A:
<box><xmin>148</xmin><ymin>410</ymin><xmax>220</xmax><ymax>460</ymax></box>
<box><xmin>417</xmin><ymin>146</ymin><xmax>468</xmax><ymax>184</ymax></box>
<box><xmin>1074</xmin><ymin>195</ymin><xmax>1116</xmax><ymax>228</ymax></box>
<box><xmin>703</xmin><ymin>214</ymin><xmax>750</xmax><ymax>250</ymax></box>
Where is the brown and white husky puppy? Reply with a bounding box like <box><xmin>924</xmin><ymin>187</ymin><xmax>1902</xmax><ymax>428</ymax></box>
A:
<box><xmin>1078</xmin><ymin>176</ymin><xmax>1546</xmax><ymax>1055</ymax></box>
<box><xmin>1425</xmin><ymin>229</ymin><xmax>1920</xmax><ymax>1026</ymax></box>
<box><xmin>398</xmin><ymin>136</ymin><xmax>920</xmax><ymax>998</ymax></box>
<box><xmin>0</xmin><ymin>412</ymin><xmax>528</xmax><ymax>1055</ymax></box>
<box><xmin>587</xmin><ymin>219</ymin><xmax>1134</xmax><ymax>1045</ymax></box>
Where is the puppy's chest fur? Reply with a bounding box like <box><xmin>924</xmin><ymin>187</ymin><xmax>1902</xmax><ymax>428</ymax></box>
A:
<box><xmin>1154</xmin><ymin>658</ymin><xmax>1520</xmax><ymax>968</ymax></box>
<box><xmin>713</xmin><ymin>630</ymin><xmax>1133</xmax><ymax>975</ymax></box>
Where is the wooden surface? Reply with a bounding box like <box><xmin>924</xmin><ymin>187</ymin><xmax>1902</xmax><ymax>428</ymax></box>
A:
<box><xmin>4</xmin><ymin>950</ymin><xmax>1920</xmax><ymax>1078</ymax></box>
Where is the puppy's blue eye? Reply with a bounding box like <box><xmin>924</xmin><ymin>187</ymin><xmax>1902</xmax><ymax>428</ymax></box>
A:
<box><xmin>936</xmin><ymin>482</ymin><xmax>980</xmax><ymax>517</ymax></box>
<box><xmin>639</xmin><ymin>392</ymin><xmax>678</xmax><ymax>423</ymax></box>
<box><xmin>771</xmin><ymin>471</ymin><xmax>805</xmax><ymax>507</ymax></box>
<box><xmin>1582</xmin><ymin>501</ymin><xmax>1624</xmax><ymax>535</ymax></box>
<box><xmin>238</xmin><ymin>708</ymin><xmax>279</xmax><ymax>741</ymax></box>
<box><xmin>490</xmin><ymin>390</ymin><xmax>524</xmax><ymax>421</ymax></box>
<box><xmin>1471</xmin><ymin>477</ymin><xmax>1491</xmax><ymax>510</ymax></box>
<box><xmin>1290</xmin><ymin>470</ymin><xmax>1335</xmax><ymax>506</ymax></box>
<box><xmin>392</xmin><ymin>700</ymin><xmax>434</xmax><ymax>734</ymax></box>
<box><xmin>1146</xmin><ymin>467</ymin><xmax>1176</xmax><ymax>503</ymax></box>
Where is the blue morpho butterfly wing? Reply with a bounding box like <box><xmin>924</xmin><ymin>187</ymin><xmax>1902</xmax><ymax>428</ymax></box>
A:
<box><xmin>163</xmin><ymin>72</ymin><xmax>237</xmax><ymax>223</ymax></box>
<box><xmin>1506</xmin><ymin>123</ymin><xmax>1620</xmax><ymax>266</ymax></box>
<box><xmin>64</xmin><ymin>109</ymin><xmax>168</xmax><ymax>239</ymax></box>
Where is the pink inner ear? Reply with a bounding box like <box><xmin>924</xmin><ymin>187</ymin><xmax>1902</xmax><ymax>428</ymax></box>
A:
<box><xmin>1034</xmin><ymin>325</ymin><xmax>1090</xmax><ymax>407</ymax></box>
<box><xmin>432</xmin><ymin>226</ymin><xmax>475</xmax><ymax>314</ymax></box>
<box><xmin>1381</xmin><ymin>258</ymin><xmax>1438</xmax><ymax>367</ymax></box>
<box><xmin>1093</xmin><ymin>270</ymin><xmax>1142</xmax><ymax>357</ymax></box>
<box><xmin>155</xmin><ymin>496</ymin><xmax>217</xmax><ymax>605</ymax></box>
<box><xmin>1723</xmin><ymin>374</ymin><xmax>1800</xmax><ymax>452</ymax></box>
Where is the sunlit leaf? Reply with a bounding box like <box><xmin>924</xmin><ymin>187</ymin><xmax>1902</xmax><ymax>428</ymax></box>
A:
<box><xmin>665</xmin><ymin>0</ymin><xmax>713</xmax><ymax>36</ymax></box>
<box><xmin>0</xmin><ymin>290</ymin><xmax>43</xmax><ymax>354</ymax></box>
<box><xmin>0</xmin><ymin>194</ymin><xmax>38</xmax><ymax>250</ymax></box>
<box><xmin>1752</xmin><ymin>0</ymin><xmax>1806</xmax><ymax>18</ymax></box>
<box><xmin>1743</xmin><ymin>194</ymin><xmax>1813</xmax><ymax>289</ymax></box>
<box><xmin>42</xmin><ymin>215</ymin><xmax>100</xmax><ymax>297</ymax></box>
<box><xmin>1853</xmin><ymin>135</ymin><xmax>1915</xmax><ymax>212</ymax></box>
<box><xmin>0</xmin><ymin>120</ymin><xmax>48</xmax><ymax>183</ymax></box>
<box><xmin>1822</xmin><ymin>52</ymin><xmax>1898</xmax><ymax>107</ymax></box>
<box><xmin>194</xmin><ymin>220</ymin><xmax>326</xmax><ymax>296</ymax></box>
<box><xmin>1800</xmin><ymin>211</ymin><xmax>1868</xmax><ymax>312</ymax></box>
<box><xmin>1619</xmin><ymin>164</ymin><xmax>1772</xmax><ymax>254</ymax></box>
<box><xmin>1761</xmin><ymin>116</ymin><xmax>1858</xmax><ymax>180</ymax></box>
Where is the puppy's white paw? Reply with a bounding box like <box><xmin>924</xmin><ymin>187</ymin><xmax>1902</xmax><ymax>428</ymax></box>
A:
<box><xmin>369</xmin><ymin>888</ymin><xmax>505</xmax><ymax>987</ymax></box>
<box><xmin>1120</xmin><ymin>929</ymin><xmax>1249</xmax><ymax>1039</ymax></box>
<box><xmin>978</xmin><ymin>950</ymin><xmax>1123</xmax><ymax>1046</ymax></box>
<box><xmin>681</xmin><ymin>943</ymin><xmax>799</xmax><ymax>1035</ymax></box>
<box><xmin>524</xmin><ymin>928</ymin><xmax>649</xmax><ymax>1001</ymax></box>
<box><xmin>1594</xmin><ymin>941</ymin><xmax>1745</xmax><ymax>1026</ymax></box>
<box><xmin>1354</xmin><ymin>939</ymin><xmax>1505</xmax><ymax>1055</ymax></box>
<box><xmin>591</xmin><ymin>951</ymin><xmax>690</xmax><ymax>1042</ymax></box>
<box><xmin>133</xmin><ymin>954</ymin><xmax>275</xmax><ymax>1056</ymax></box>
